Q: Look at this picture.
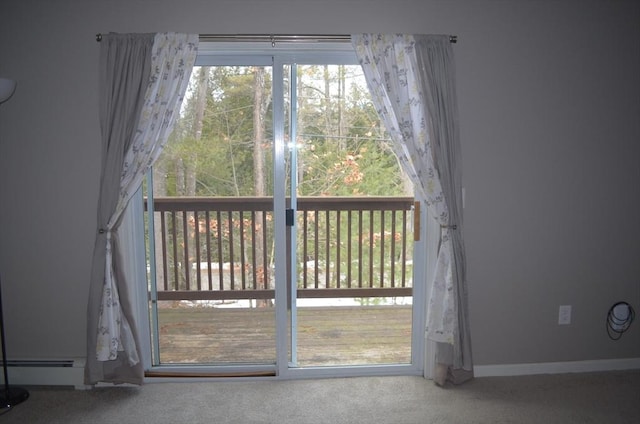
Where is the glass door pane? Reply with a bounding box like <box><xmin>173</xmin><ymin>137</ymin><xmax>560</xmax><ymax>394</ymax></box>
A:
<box><xmin>147</xmin><ymin>65</ymin><xmax>277</xmax><ymax>366</ymax></box>
<box><xmin>290</xmin><ymin>64</ymin><xmax>415</xmax><ymax>367</ymax></box>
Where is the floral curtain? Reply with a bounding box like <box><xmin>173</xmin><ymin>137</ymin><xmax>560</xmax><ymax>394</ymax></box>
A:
<box><xmin>86</xmin><ymin>33</ymin><xmax>198</xmax><ymax>385</ymax></box>
<box><xmin>353</xmin><ymin>34</ymin><xmax>473</xmax><ymax>385</ymax></box>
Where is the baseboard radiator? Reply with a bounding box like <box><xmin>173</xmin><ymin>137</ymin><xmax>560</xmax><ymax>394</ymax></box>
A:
<box><xmin>4</xmin><ymin>358</ymin><xmax>88</xmax><ymax>390</ymax></box>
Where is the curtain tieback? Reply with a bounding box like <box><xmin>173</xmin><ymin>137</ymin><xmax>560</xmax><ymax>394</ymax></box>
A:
<box><xmin>440</xmin><ymin>224</ymin><xmax>457</xmax><ymax>230</ymax></box>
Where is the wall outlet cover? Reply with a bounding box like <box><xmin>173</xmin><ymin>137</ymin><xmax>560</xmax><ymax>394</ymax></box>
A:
<box><xmin>558</xmin><ymin>305</ymin><xmax>572</xmax><ymax>325</ymax></box>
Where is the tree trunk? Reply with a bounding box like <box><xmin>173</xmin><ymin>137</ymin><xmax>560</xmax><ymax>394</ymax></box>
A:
<box><xmin>176</xmin><ymin>158</ymin><xmax>185</xmax><ymax>195</ymax></box>
<box><xmin>187</xmin><ymin>67</ymin><xmax>209</xmax><ymax>286</ymax></box>
<box><xmin>193</xmin><ymin>67</ymin><xmax>209</xmax><ymax>141</ymax></box>
<box><xmin>252</xmin><ymin>67</ymin><xmax>270</xmax><ymax>306</ymax></box>
<box><xmin>323</xmin><ymin>65</ymin><xmax>332</xmax><ymax>139</ymax></box>
<box><xmin>189</xmin><ymin>68</ymin><xmax>209</xmax><ymax>197</ymax></box>
<box><xmin>253</xmin><ymin>67</ymin><xmax>266</xmax><ymax>198</ymax></box>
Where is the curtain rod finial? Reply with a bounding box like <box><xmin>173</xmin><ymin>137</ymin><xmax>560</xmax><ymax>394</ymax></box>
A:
<box><xmin>96</xmin><ymin>33</ymin><xmax>102</xmax><ymax>42</ymax></box>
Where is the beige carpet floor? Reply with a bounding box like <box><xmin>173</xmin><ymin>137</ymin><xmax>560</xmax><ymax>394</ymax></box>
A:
<box><xmin>1</xmin><ymin>370</ymin><xmax>639</xmax><ymax>423</ymax></box>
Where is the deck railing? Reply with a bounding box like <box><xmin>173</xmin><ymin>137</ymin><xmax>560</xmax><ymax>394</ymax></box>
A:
<box><xmin>145</xmin><ymin>196</ymin><xmax>415</xmax><ymax>302</ymax></box>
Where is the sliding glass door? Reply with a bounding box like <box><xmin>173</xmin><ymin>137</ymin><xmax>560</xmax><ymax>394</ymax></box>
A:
<box><xmin>281</xmin><ymin>62</ymin><xmax>416</xmax><ymax>369</ymax></box>
<box><xmin>143</xmin><ymin>44</ymin><xmax>424</xmax><ymax>377</ymax></box>
<box><xmin>145</xmin><ymin>61</ymin><xmax>277</xmax><ymax>374</ymax></box>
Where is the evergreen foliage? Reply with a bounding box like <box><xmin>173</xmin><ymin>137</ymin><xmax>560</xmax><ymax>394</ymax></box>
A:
<box><xmin>156</xmin><ymin>65</ymin><xmax>408</xmax><ymax>198</ymax></box>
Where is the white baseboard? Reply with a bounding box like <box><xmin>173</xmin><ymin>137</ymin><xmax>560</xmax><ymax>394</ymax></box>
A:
<box><xmin>6</xmin><ymin>357</ymin><xmax>639</xmax><ymax>387</ymax></box>
<box><xmin>474</xmin><ymin>357</ymin><xmax>640</xmax><ymax>377</ymax></box>
<box><xmin>5</xmin><ymin>358</ymin><xmax>90</xmax><ymax>390</ymax></box>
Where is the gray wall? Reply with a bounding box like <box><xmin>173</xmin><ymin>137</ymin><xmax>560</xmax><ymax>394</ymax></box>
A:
<box><xmin>0</xmin><ymin>0</ymin><xmax>638</xmax><ymax>367</ymax></box>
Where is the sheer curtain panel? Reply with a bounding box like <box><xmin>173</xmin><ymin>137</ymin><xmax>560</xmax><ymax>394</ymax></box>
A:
<box><xmin>352</xmin><ymin>34</ymin><xmax>473</xmax><ymax>386</ymax></box>
<box><xmin>86</xmin><ymin>33</ymin><xmax>198</xmax><ymax>385</ymax></box>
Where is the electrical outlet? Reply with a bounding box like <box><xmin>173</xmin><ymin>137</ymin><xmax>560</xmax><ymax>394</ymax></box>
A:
<box><xmin>558</xmin><ymin>305</ymin><xmax>572</xmax><ymax>325</ymax></box>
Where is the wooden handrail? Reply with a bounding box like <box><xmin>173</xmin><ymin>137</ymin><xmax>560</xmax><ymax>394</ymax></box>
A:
<box><xmin>146</xmin><ymin>196</ymin><xmax>414</xmax><ymax>212</ymax></box>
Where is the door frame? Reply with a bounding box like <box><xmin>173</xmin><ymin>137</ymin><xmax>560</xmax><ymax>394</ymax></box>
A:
<box><xmin>133</xmin><ymin>42</ymin><xmax>426</xmax><ymax>380</ymax></box>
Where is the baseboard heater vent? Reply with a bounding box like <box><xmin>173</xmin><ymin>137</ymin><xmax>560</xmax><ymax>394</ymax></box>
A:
<box><xmin>3</xmin><ymin>358</ymin><xmax>88</xmax><ymax>390</ymax></box>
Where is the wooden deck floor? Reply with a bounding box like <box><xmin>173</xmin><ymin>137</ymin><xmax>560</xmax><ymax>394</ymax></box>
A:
<box><xmin>156</xmin><ymin>304</ymin><xmax>413</xmax><ymax>367</ymax></box>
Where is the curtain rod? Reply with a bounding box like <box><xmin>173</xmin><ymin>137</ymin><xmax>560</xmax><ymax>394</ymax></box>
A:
<box><xmin>95</xmin><ymin>33</ymin><xmax>458</xmax><ymax>44</ymax></box>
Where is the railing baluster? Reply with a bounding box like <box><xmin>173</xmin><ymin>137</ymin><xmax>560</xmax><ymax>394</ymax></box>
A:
<box><xmin>262</xmin><ymin>211</ymin><xmax>269</xmax><ymax>289</ymax></box>
<box><xmin>390</xmin><ymin>210</ymin><xmax>396</xmax><ymax>288</ymax></box>
<box><xmin>380</xmin><ymin>210</ymin><xmax>385</xmax><ymax>288</ymax></box>
<box><xmin>205</xmin><ymin>211</ymin><xmax>212</xmax><ymax>291</ymax></box>
<box><xmin>216</xmin><ymin>211</ymin><xmax>224</xmax><ymax>291</ymax></box>
<box><xmin>171</xmin><ymin>211</ymin><xmax>179</xmax><ymax>291</ymax></box>
<box><xmin>194</xmin><ymin>211</ymin><xmax>202</xmax><ymax>291</ymax></box>
<box><xmin>358</xmin><ymin>210</ymin><xmax>363</xmax><ymax>288</ymax></box>
<box><xmin>160</xmin><ymin>212</ymin><xmax>169</xmax><ymax>291</ymax></box>
<box><xmin>228</xmin><ymin>211</ymin><xmax>235</xmax><ymax>290</ymax></box>
<box><xmin>347</xmin><ymin>210</ymin><xmax>352</xmax><ymax>288</ymax></box>
<box><xmin>325</xmin><ymin>210</ymin><xmax>330</xmax><ymax>289</ymax></box>
<box><xmin>303</xmin><ymin>211</ymin><xmax>309</xmax><ymax>289</ymax></box>
<box><xmin>336</xmin><ymin>210</ymin><xmax>341</xmax><ymax>289</ymax></box>
<box><xmin>182</xmin><ymin>210</ymin><xmax>190</xmax><ymax>291</ymax></box>
<box><xmin>314</xmin><ymin>210</ymin><xmax>319</xmax><ymax>289</ymax></box>
<box><xmin>251</xmin><ymin>211</ymin><xmax>257</xmax><ymax>290</ymax></box>
<box><xmin>240</xmin><ymin>210</ymin><xmax>246</xmax><ymax>290</ymax></box>
<box><xmin>401</xmin><ymin>209</ymin><xmax>407</xmax><ymax>288</ymax></box>
<box><xmin>369</xmin><ymin>210</ymin><xmax>374</xmax><ymax>288</ymax></box>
